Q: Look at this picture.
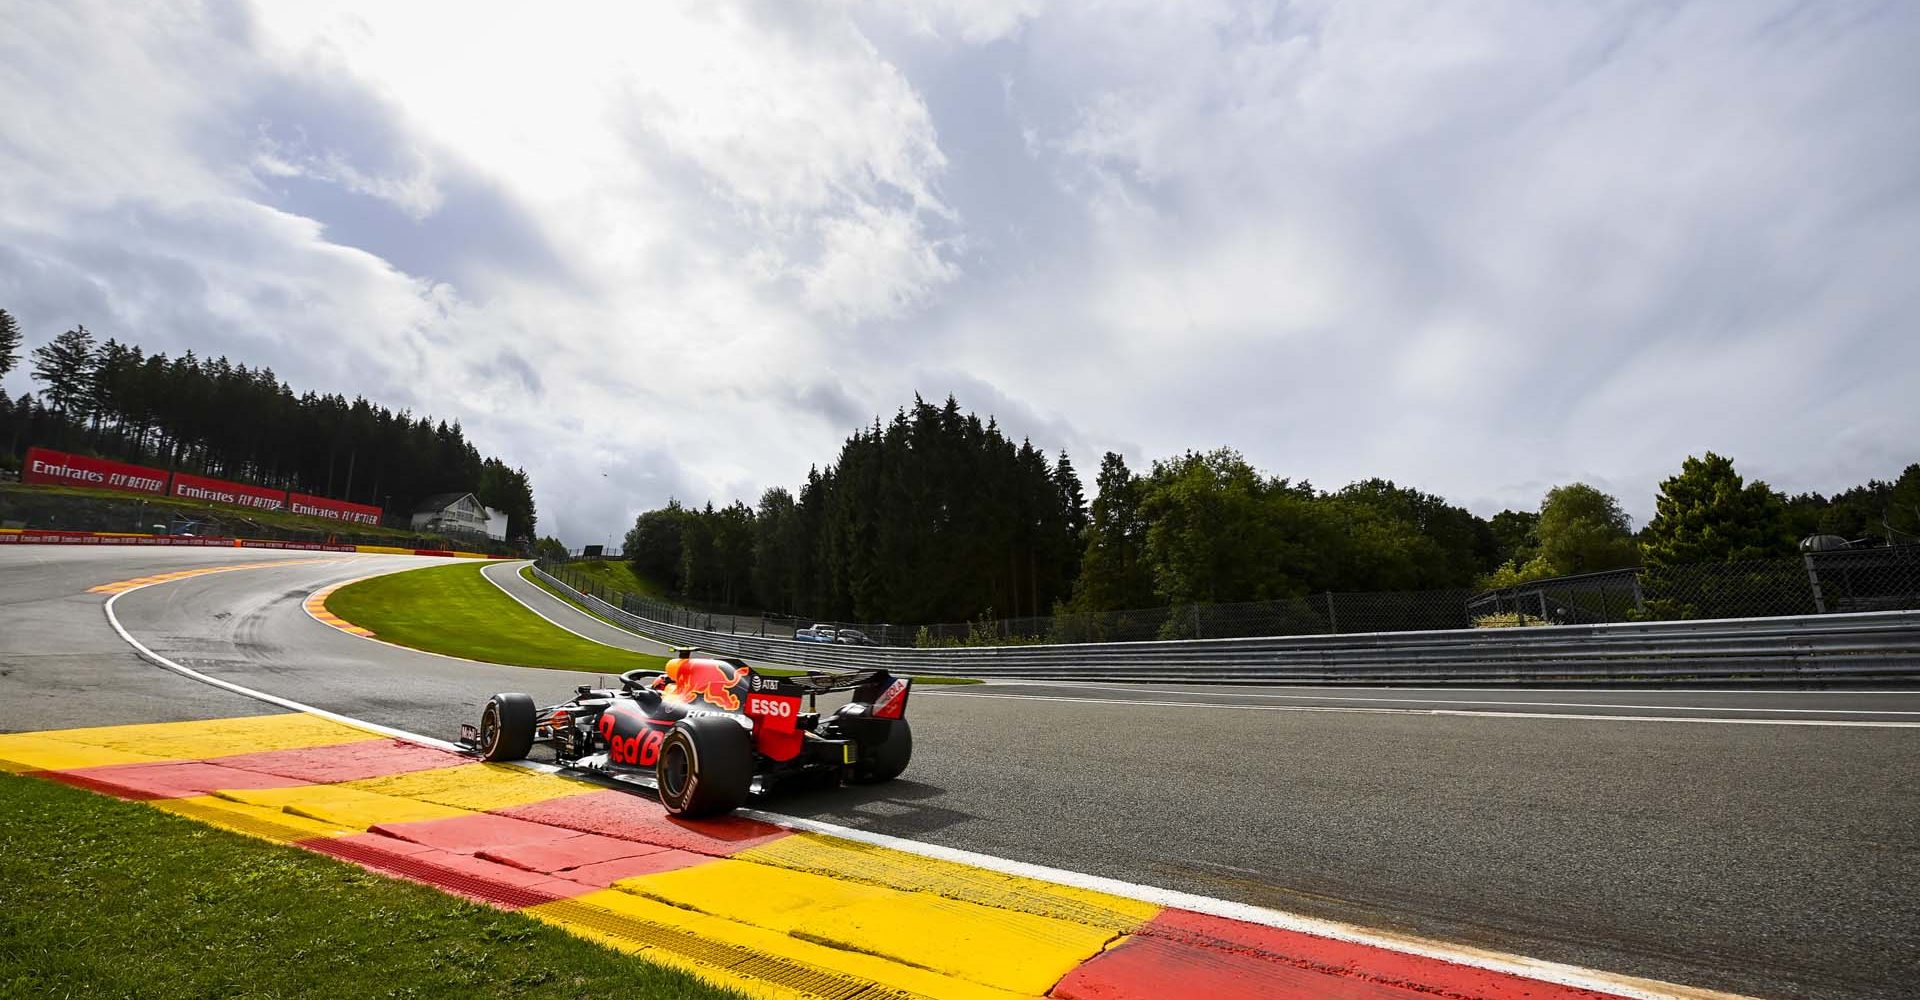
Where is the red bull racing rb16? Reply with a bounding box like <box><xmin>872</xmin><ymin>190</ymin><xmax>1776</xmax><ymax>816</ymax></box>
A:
<box><xmin>456</xmin><ymin>648</ymin><xmax>912</xmax><ymax>817</ymax></box>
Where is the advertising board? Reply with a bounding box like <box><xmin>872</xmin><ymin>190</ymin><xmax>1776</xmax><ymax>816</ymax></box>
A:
<box><xmin>21</xmin><ymin>447</ymin><xmax>168</xmax><ymax>495</ymax></box>
<box><xmin>286</xmin><ymin>492</ymin><xmax>384</xmax><ymax>526</ymax></box>
<box><xmin>169</xmin><ymin>471</ymin><xmax>287</xmax><ymax>511</ymax></box>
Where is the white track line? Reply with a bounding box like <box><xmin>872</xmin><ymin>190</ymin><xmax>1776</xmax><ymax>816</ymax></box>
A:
<box><xmin>93</xmin><ymin>567</ymin><xmax>1762</xmax><ymax>1000</ymax></box>
<box><xmin>106</xmin><ymin>578</ymin><xmax>463</xmax><ymax>752</ymax></box>
<box><xmin>913</xmin><ymin>688</ymin><xmax>1920</xmax><ymax>727</ymax></box>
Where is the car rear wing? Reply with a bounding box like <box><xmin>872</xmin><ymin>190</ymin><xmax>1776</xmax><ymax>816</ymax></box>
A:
<box><xmin>781</xmin><ymin>667</ymin><xmax>892</xmax><ymax>694</ymax></box>
<box><xmin>764</xmin><ymin>668</ymin><xmax>911</xmax><ymax>719</ymax></box>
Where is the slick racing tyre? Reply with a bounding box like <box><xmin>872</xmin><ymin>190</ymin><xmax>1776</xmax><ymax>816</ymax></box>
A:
<box><xmin>852</xmin><ymin>719</ymin><xmax>911</xmax><ymax>783</ymax></box>
<box><xmin>656</xmin><ymin>715</ymin><xmax>754</xmax><ymax>817</ymax></box>
<box><xmin>823</xmin><ymin>710</ymin><xmax>912</xmax><ymax>783</ymax></box>
<box><xmin>479</xmin><ymin>693</ymin><xmax>537</xmax><ymax>762</ymax></box>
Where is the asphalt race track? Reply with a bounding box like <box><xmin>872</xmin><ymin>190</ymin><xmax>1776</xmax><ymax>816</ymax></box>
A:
<box><xmin>2</xmin><ymin>548</ymin><xmax>1915</xmax><ymax>1000</ymax></box>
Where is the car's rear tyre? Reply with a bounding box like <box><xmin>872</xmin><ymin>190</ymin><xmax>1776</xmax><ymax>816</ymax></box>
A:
<box><xmin>823</xmin><ymin>713</ymin><xmax>911</xmax><ymax>783</ymax></box>
<box><xmin>854</xmin><ymin>719</ymin><xmax>911</xmax><ymax>783</ymax></box>
<box><xmin>655</xmin><ymin>715</ymin><xmax>754</xmax><ymax>817</ymax></box>
<box><xmin>479</xmin><ymin>693</ymin><xmax>537</xmax><ymax>762</ymax></box>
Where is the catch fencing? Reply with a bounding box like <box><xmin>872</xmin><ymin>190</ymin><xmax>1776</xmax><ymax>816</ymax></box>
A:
<box><xmin>532</xmin><ymin>564</ymin><xmax>1920</xmax><ymax>686</ymax></box>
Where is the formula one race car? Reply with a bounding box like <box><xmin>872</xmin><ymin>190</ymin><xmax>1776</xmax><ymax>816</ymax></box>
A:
<box><xmin>457</xmin><ymin>648</ymin><xmax>912</xmax><ymax>817</ymax></box>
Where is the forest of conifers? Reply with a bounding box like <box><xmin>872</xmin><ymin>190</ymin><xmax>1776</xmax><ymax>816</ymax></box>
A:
<box><xmin>0</xmin><ymin>318</ymin><xmax>537</xmax><ymax>538</ymax></box>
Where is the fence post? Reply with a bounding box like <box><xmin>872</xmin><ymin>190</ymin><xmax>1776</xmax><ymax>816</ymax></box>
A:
<box><xmin>1325</xmin><ymin>592</ymin><xmax>1338</xmax><ymax>634</ymax></box>
<box><xmin>1804</xmin><ymin>552</ymin><xmax>1827</xmax><ymax>614</ymax></box>
<box><xmin>1538</xmin><ymin>591</ymin><xmax>1549</xmax><ymax>624</ymax></box>
<box><xmin>1192</xmin><ymin>603</ymin><xmax>1203</xmax><ymax>639</ymax></box>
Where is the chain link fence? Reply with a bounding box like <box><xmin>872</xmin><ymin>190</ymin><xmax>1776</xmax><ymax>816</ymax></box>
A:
<box><xmin>1471</xmin><ymin>546</ymin><xmax>1920</xmax><ymax>624</ymax></box>
<box><xmin>539</xmin><ymin>543</ymin><xmax>1920</xmax><ymax>649</ymax></box>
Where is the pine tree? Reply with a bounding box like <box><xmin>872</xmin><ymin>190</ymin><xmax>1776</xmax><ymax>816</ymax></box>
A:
<box><xmin>1641</xmin><ymin>453</ymin><xmax>1795</xmax><ymax>566</ymax></box>
<box><xmin>1887</xmin><ymin>464</ymin><xmax>1920</xmax><ymax>542</ymax></box>
<box><xmin>30</xmin><ymin>325</ymin><xmax>97</xmax><ymax>416</ymax></box>
<box><xmin>1637</xmin><ymin>453</ymin><xmax>1798</xmax><ymax>620</ymax></box>
<box><xmin>0</xmin><ymin>308</ymin><xmax>21</xmax><ymax>381</ymax></box>
<box><xmin>1066</xmin><ymin>452</ymin><xmax>1157</xmax><ymax>613</ymax></box>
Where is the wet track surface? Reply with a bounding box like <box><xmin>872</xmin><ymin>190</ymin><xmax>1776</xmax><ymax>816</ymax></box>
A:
<box><xmin>2</xmin><ymin>548</ymin><xmax>1916</xmax><ymax>1000</ymax></box>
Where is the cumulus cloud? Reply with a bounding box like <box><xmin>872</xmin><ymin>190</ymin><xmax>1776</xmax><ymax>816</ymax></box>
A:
<box><xmin>2</xmin><ymin>0</ymin><xmax>1917</xmax><ymax>544</ymax></box>
<box><xmin>905</xmin><ymin>0</ymin><xmax>1920</xmax><ymax>518</ymax></box>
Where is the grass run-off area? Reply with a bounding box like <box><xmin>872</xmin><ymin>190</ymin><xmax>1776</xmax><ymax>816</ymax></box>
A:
<box><xmin>0</xmin><ymin>772</ymin><xmax>743</xmax><ymax>1000</ymax></box>
<box><xmin>564</xmin><ymin>558</ymin><xmax>667</xmax><ymax>599</ymax></box>
<box><xmin>327</xmin><ymin>562</ymin><xmax>669</xmax><ymax>673</ymax></box>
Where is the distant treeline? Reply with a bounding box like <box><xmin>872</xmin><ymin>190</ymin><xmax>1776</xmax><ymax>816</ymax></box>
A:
<box><xmin>624</xmin><ymin>392</ymin><xmax>1920</xmax><ymax>625</ymax></box>
<box><xmin>629</xmin><ymin>396</ymin><xmax>1086</xmax><ymax>621</ymax></box>
<box><xmin>0</xmin><ymin>313</ymin><xmax>536</xmax><ymax>538</ymax></box>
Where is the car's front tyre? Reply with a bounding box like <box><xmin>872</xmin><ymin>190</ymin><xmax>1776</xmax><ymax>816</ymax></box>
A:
<box><xmin>479</xmin><ymin>693</ymin><xmax>537</xmax><ymax>762</ymax></box>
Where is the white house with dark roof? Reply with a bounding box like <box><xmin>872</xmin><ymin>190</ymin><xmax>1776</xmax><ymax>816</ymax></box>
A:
<box><xmin>410</xmin><ymin>492</ymin><xmax>488</xmax><ymax>536</ymax></box>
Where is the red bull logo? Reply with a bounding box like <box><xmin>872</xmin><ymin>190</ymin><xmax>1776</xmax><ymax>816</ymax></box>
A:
<box><xmin>664</xmin><ymin>657</ymin><xmax>744</xmax><ymax>711</ymax></box>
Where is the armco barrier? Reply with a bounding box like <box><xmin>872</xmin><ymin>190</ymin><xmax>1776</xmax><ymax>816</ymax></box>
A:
<box><xmin>532</xmin><ymin>565</ymin><xmax>1920</xmax><ymax>685</ymax></box>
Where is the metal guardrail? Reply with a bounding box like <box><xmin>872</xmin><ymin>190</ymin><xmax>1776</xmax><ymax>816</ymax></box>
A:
<box><xmin>533</xmin><ymin>565</ymin><xmax>1920</xmax><ymax>686</ymax></box>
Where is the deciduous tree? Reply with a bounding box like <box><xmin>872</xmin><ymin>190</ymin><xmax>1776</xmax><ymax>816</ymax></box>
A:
<box><xmin>1534</xmin><ymin>483</ymin><xmax>1639</xmax><ymax>575</ymax></box>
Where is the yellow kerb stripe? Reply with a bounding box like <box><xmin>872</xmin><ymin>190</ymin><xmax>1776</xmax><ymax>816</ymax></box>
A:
<box><xmin>605</xmin><ymin>855</ymin><xmax>1131</xmax><ymax>996</ymax></box>
<box><xmin>341</xmin><ymin>763</ymin><xmax>602</xmax><ymax>812</ymax></box>
<box><xmin>0</xmin><ymin>713</ymin><xmax>372</xmax><ymax>772</ymax></box>
<box><xmin>306</xmin><ymin>582</ymin><xmax>375</xmax><ymax>636</ymax></box>
<box><xmin>527</xmin><ymin>889</ymin><xmax>1035</xmax><ymax>1000</ymax></box>
<box><xmin>212</xmin><ymin>784</ymin><xmax>470</xmax><ymax>829</ymax></box>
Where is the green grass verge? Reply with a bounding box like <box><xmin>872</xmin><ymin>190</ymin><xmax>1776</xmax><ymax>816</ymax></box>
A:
<box><xmin>327</xmin><ymin>563</ymin><xmax>669</xmax><ymax>673</ymax></box>
<box><xmin>0</xmin><ymin>772</ymin><xmax>742</xmax><ymax>1000</ymax></box>
<box><xmin>520</xmin><ymin>568</ymin><xmax>982</xmax><ymax>686</ymax></box>
<box><xmin>565</xmin><ymin>559</ymin><xmax>666</xmax><ymax>599</ymax></box>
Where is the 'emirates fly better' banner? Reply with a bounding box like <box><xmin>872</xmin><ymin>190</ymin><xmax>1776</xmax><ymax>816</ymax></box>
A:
<box><xmin>22</xmin><ymin>447</ymin><xmax>168</xmax><ymax>495</ymax></box>
<box><xmin>20</xmin><ymin>446</ymin><xmax>384</xmax><ymax>524</ymax></box>
<box><xmin>169</xmin><ymin>471</ymin><xmax>287</xmax><ymax>511</ymax></box>
<box><xmin>287</xmin><ymin>492</ymin><xmax>383</xmax><ymax>526</ymax></box>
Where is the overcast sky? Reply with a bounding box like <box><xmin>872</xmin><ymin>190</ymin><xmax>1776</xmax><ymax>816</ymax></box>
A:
<box><xmin>4</xmin><ymin>1</ymin><xmax>1916</xmax><ymax>544</ymax></box>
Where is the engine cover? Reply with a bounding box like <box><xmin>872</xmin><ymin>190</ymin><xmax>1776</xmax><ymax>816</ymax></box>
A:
<box><xmin>597</xmin><ymin>700</ymin><xmax>667</xmax><ymax>768</ymax></box>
